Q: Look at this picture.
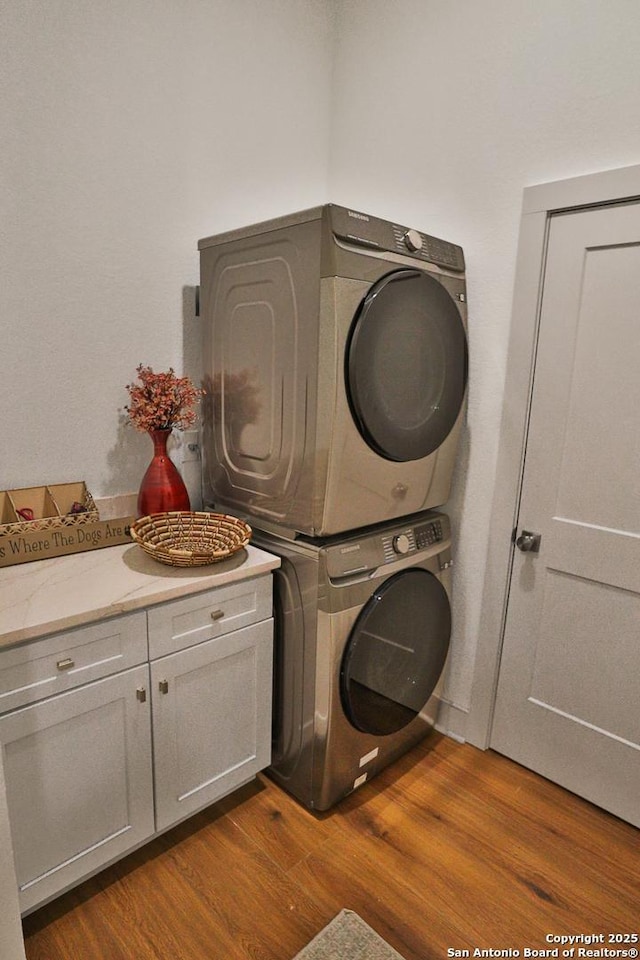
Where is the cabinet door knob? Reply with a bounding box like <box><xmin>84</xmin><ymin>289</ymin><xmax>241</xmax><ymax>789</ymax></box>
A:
<box><xmin>136</xmin><ymin>687</ymin><xmax>147</xmax><ymax>703</ymax></box>
<box><xmin>56</xmin><ymin>658</ymin><xmax>75</xmax><ymax>671</ymax></box>
<box><xmin>210</xmin><ymin>609</ymin><xmax>225</xmax><ymax>621</ymax></box>
<box><xmin>159</xmin><ymin>679</ymin><xmax>169</xmax><ymax>694</ymax></box>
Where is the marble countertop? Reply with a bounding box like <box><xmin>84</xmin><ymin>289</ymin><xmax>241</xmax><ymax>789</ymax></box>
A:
<box><xmin>0</xmin><ymin>543</ymin><xmax>280</xmax><ymax>649</ymax></box>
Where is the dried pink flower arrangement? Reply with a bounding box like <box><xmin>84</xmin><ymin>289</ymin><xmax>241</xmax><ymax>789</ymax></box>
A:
<box><xmin>125</xmin><ymin>365</ymin><xmax>203</xmax><ymax>432</ymax></box>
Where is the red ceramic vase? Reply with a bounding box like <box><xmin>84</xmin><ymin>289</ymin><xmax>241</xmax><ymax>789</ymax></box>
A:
<box><xmin>137</xmin><ymin>428</ymin><xmax>191</xmax><ymax>517</ymax></box>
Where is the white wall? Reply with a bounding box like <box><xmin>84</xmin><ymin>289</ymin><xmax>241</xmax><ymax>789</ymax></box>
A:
<box><xmin>328</xmin><ymin>0</ymin><xmax>640</xmax><ymax>722</ymax></box>
<box><xmin>1</xmin><ymin>0</ymin><xmax>333</xmax><ymax>496</ymax></box>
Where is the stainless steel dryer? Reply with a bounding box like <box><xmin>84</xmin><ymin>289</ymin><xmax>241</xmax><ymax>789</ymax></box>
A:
<box><xmin>252</xmin><ymin>510</ymin><xmax>453</xmax><ymax>811</ymax></box>
<box><xmin>199</xmin><ymin>205</ymin><xmax>467</xmax><ymax>537</ymax></box>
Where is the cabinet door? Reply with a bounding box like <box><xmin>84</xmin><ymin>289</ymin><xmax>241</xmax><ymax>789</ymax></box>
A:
<box><xmin>0</xmin><ymin>666</ymin><xmax>154</xmax><ymax>913</ymax></box>
<box><xmin>151</xmin><ymin>619</ymin><xmax>273</xmax><ymax>832</ymax></box>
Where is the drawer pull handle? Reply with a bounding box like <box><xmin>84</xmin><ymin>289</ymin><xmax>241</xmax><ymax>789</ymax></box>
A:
<box><xmin>210</xmin><ymin>609</ymin><xmax>225</xmax><ymax>621</ymax></box>
<box><xmin>159</xmin><ymin>679</ymin><xmax>169</xmax><ymax>694</ymax></box>
<box><xmin>136</xmin><ymin>687</ymin><xmax>147</xmax><ymax>703</ymax></box>
<box><xmin>56</xmin><ymin>658</ymin><xmax>75</xmax><ymax>671</ymax></box>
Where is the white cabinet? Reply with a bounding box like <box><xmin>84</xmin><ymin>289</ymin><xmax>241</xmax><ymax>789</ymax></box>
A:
<box><xmin>0</xmin><ymin>575</ymin><xmax>274</xmax><ymax>913</ymax></box>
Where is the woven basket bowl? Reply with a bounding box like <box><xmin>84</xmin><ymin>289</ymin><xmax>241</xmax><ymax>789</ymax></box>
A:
<box><xmin>130</xmin><ymin>511</ymin><xmax>251</xmax><ymax>567</ymax></box>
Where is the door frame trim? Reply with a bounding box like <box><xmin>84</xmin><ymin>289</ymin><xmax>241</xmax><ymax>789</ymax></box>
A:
<box><xmin>466</xmin><ymin>163</ymin><xmax>640</xmax><ymax>749</ymax></box>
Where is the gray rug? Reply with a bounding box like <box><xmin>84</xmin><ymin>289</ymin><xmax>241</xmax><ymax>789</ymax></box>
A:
<box><xmin>293</xmin><ymin>910</ymin><xmax>408</xmax><ymax>960</ymax></box>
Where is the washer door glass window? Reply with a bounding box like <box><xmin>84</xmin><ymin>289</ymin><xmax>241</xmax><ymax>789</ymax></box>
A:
<box><xmin>340</xmin><ymin>568</ymin><xmax>451</xmax><ymax>736</ymax></box>
<box><xmin>346</xmin><ymin>269</ymin><xmax>468</xmax><ymax>462</ymax></box>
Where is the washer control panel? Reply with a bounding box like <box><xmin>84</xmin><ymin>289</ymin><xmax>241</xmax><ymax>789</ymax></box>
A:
<box><xmin>330</xmin><ymin>204</ymin><xmax>465</xmax><ymax>273</ymax></box>
<box><xmin>324</xmin><ymin>512</ymin><xmax>450</xmax><ymax>579</ymax></box>
<box><xmin>382</xmin><ymin>517</ymin><xmax>444</xmax><ymax>562</ymax></box>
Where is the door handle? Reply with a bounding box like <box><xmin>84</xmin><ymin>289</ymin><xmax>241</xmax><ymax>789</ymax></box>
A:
<box><xmin>515</xmin><ymin>530</ymin><xmax>542</xmax><ymax>553</ymax></box>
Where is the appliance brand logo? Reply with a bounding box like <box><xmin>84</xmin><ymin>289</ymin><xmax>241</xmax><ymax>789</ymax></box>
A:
<box><xmin>348</xmin><ymin>210</ymin><xmax>369</xmax><ymax>222</ymax></box>
<box><xmin>340</xmin><ymin>544</ymin><xmax>361</xmax><ymax>554</ymax></box>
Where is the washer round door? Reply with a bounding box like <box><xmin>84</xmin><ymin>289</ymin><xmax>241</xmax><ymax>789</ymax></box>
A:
<box><xmin>345</xmin><ymin>269</ymin><xmax>468</xmax><ymax>462</ymax></box>
<box><xmin>340</xmin><ymin>568</ymin><xmax>451</xmax><ymax>736</ymax></box>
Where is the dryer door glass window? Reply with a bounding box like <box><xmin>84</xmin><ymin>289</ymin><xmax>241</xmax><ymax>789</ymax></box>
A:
<box><xmin>340</xmin><ymin>568</ymin><xmax>451</xmax><ymax>736</ymax></box>
<box><xmin>345</xmin><ymin>269</ymin><xmax>468</xmax><ymax>462</ymax></box>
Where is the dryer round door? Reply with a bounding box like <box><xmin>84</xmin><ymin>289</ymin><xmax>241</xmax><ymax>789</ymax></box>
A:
<box><xmin>345</xmin><ymin>269</ymin><xmax>468</xmax><ymax>462</ymax></box>
<box><xmin>340</xmin><ymin>567</ymin><xmax>451</xmax><ymax>736</ymax></box>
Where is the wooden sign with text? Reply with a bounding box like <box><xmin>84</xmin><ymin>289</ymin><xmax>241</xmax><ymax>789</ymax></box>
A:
<box><xmin>0</xmin><ymin>517</ymin><xmax>135</xmax><ymax>567</ymax></box>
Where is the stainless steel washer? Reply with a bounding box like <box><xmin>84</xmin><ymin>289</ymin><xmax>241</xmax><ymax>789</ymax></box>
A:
<box><xmin>252</xmin><ymin>510</ymin><xmax>453</xmax><ymax>810</ymax></box>
<box><xmin>199</xmin><ymin>204</ymin><xmax>467</xmax><ymax>537</ymax></box>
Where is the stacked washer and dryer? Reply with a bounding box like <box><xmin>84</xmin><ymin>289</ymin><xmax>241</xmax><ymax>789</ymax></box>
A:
<box><xmin>198</xmin><ymin>205</ymin><xmax>468</xmax><ymax>810</ymax></box>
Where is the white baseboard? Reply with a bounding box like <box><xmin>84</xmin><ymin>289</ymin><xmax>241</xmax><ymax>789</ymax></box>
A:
<box><xmin>435</xmin><ymin>699</ymin><xmax>469</xmax><ymax>744</ymax></box>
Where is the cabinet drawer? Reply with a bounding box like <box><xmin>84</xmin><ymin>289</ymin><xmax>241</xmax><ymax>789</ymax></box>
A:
<box><xmin>0</xmin><ymin>612</ymin><xmax>147</xmax><ymax>714</ymax></box>
<box><xmin>147</xmin><ymin>576</ymin><xmax>272</xmax><ymax>659</ymax></box>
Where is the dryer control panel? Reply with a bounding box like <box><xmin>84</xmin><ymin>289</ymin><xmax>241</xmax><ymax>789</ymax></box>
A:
<box><xmin>324</xmin><ymin>513</ymin><xmax>449</xmax><ymax>579</ymax></box>
<box><xmin>329</xmin><ymin>204</ymin><xmax>465</xmax><ymax>272</ymax></box>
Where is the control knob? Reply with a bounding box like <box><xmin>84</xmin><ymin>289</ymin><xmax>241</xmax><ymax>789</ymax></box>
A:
<box><xmin>392</xmin><ymin>533</ymin><xmax>411</xmax><ymax>555</ymax></box>
<box><xmin>403</xmin><ymin>229</ymin><xmax>423</xmax><ymax>253</ymax></box>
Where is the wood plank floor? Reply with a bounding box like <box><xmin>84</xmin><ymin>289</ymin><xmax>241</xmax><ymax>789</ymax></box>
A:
<box><xmin>22</xmin><ymin>734</ymin><xmax>640</xmax><ymax>960</ymax></box>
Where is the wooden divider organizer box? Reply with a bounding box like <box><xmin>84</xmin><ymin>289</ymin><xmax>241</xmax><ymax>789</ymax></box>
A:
<box><xmin>0</xmin><ymin>483</ymin><xmax>134</xmax><ymax>567</ymax></box>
